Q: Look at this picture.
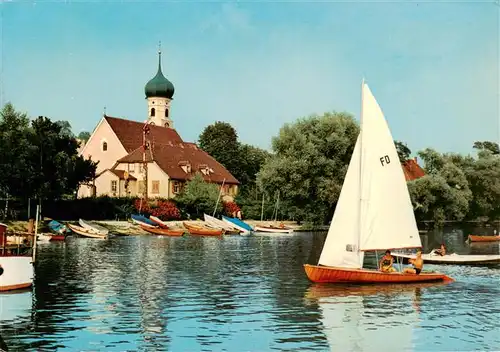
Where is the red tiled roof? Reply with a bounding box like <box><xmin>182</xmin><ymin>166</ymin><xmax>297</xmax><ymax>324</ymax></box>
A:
<box><xmin>117</xmin><ymin>142</ymin><xmax>239</xmax><ymax>184</ymax></box>
<box><xmin>104</xmin><ymin>115</ymin><xmax>183</xmax><ymax>152</ymax></box>
<box><xmin>402</xmin><ymin>158</ymin><xmax>425</xmax><ymax>181</ymax></box>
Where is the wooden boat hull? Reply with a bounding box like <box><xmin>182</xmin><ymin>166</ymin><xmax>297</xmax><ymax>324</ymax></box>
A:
<box><xmin>393</xmin><ymin>252</ymin><xmax>500</xmax><ymax>265</ymax></box>
<box><xmin>204</xmin><ymin>214</ymin><xmax>239</xmax><ymax>232</ymax></box>
<box><xmin>221</xmin><ymin>216</ymin><xmax>253</xmax><ymax>234</ymax></box>
<box><xmin>183</xmin><ymin>222</ymin><xmax>224</xmax><ymax>236</ymax></box>
<box><xmin>0</xmin><ymin>256</ymin><xmax>34</xmax><ymax>292</ymax></box>
<box><xmin>79</xmin><ymin>219</ymin><xmax>109</xmax><ymax>235</ymax></box>
<box><xmin>140</xmin><ymin>225</ymin><xmax>185</xmax><ymax>237</ymax></box>
<box><xmin>131</xmin><ymin>214</ymin><xmax>157</xmax><ymax>227</ymax></box>
<box><xmin>37</xmin><ymin>233</ymin><xmax>65</xmax><ymax>242</ymax></box>
<box><xmin>149</xmin><ymin>216</ymin><xmax>170</xmax><ymax>229</ymax></box>
<box><xmin>303</xmin><ymin>264</ymin><xmax>453</xmax><ymax>284</ymax></box>
<box><xmin>468</xmin><ymin>235</ymin><xmax>500</xmax><ymax>242</ymax></box>
<box><xmin>254</xmin><ymin>225</ymin><xmax>293</xmax><ymax>233</ymax></box>
<box><xmin>68</xmin><ymin>224</ymin><xmax>107</xmax><ymax>239</ymax></box>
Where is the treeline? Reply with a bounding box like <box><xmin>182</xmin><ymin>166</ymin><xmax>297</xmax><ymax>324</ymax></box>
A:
<box><xmin>198</xmin><ymin>113</ymin><xmax>500</xmax><ymax>227</ymax></box>
<box><xmin>0</xmin><ymin>103</ymin><xmax>96</xmax><ymax>205</ymax></box>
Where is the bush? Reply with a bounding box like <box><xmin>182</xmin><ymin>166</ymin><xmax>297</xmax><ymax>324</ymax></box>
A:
<box><xmin>222</xmin><ymin>201</ymin><xmax>241</xmax><ymax>217</ymax></box>
<box><xmin>134</xmin><ymin>199</ymin><xmax>181</xmax><ymax>220</ymax></box>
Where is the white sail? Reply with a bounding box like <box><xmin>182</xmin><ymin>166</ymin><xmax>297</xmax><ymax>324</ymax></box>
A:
<box><xmin>318</xmin><ymin>134</ymin><xmax>364</xmax><ymax>268</ymax></box>
<box><xmin>358</xmin><ymin>83</ymin><xmax>421</xmax><ymax>251</ymax></box>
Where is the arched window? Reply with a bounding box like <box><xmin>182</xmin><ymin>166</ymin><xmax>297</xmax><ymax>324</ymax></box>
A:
<box><xmin>150</xmin><ymin>108</ymin><xmax>156</xmax><ymax>117</ymax></box>
<box><xmin>165</xmin><ymin>109</ymin><xmax>169</xmax><ymax>118</ymax></box>
<box><xmin>102</xmin><ymin>141</ymin><xmax>108</xmax><ymax>151</ymax></box>
<box><xmin>164</xmin><ymin>121</ymin><xmax>170</xmax><ymax>128</ymax></box>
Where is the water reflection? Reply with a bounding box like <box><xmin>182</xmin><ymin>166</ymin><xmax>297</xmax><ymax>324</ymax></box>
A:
<box><xmin>0</xmin><ymin>228</ymin><xmax>498</xmax><ymax>351</ymax></box>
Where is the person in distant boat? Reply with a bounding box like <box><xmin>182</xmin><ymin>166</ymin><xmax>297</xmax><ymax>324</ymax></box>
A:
<box><xmin>379</xmin><ymin>250</ymin><xmax>396</xmax><ymax>273</ymax></box>
<box><xmin>404</xmin><ymin>249</ymin><xmax>423</xmax><ymax>275</ymax></box>
<box><xmin>434</xmin><ymin>244</ymin><xmax>446</xmax><ymax>256</ymax></box>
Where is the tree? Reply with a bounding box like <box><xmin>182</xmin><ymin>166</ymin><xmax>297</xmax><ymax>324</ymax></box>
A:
<box><xmin>78</xmin><ymin>131</ymin><xmax>91</xmax><ymax>143</ymax></box>
<box><xmin>395</xmin><ymin>140</ymin><xmax>411</xmax><ymax>161</ymax></box>
<box><xmin>257</xmin><ymin>111</ymin><xmax>359</xmax><ymax>224</ymax></box>
<box><xmin>175</xmin><ymin>173</ymin><xmax>220</xmax><ymax>219</ymax></box>
<box><xmin>407</xmin><ymin>148</ymin><xmax>473</xmax><ymax>226</ymax></box>
<box><xmin>473</xmin><ymin>141</ymin><xmax>499</xmax><ymax>155</ymax></box>
<box><xmin>198</xmin><ymin>121</ymin><xmax>270</xmax><ymax>195</ymax></box>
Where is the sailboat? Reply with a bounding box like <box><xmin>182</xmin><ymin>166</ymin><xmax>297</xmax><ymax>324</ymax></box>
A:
<box><xmin>304</xmin><ymin>81</ymin><xmax>453</xmax><ymax>284</ymax></box>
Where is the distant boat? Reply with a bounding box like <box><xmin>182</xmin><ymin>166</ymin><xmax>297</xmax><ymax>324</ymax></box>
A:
<box><xmin>131</xmin><ymin>214</ymin><xmax>156</xmax><ymax>228</ymax></box>
<box><xmin>149</xmin><ymin>215</ymin><xmax>170</xmax><ymax>229</ymax></box>
<box><xmin>222</xmin><ymin>216</ymin><xmax>253</xmax><ymax>234</ymax></box>
<box><xmin>254</xmin><ymin>224</ymin><xmax>294</xmax><ymax>234</ymax></box>
<box><xmin>468</xmin><ymin>234</ymin><xmax>500</xmax><ymax>242</ymax></box>
<box><xmin>204</xmin><ymin>214</ymin><xmax>239</xmax><ymax>232</ymax></box>
<box><xmin>140</xmin><ymin>224</ymin><xmax>185</xmax><ymax>237</ymax></box>
<box><xmin>183</xmin><ymin>222</ymin><xmax>224</xmax><ymax>236</ymax></box>
<box><xmin>47</xmin><ymin>220</ymin><xmax>68</xmax><ymax>234</ymax></box>
<box><xmin>303</xmin><ymin>81</ymin><xmax>452</xmax><ymax>284</ymax></box>
<box><xmin>68</xmin><ymin>224</ymin><xmax>107</xmax><ymax>239</ymax></box>
<box><xmin>393</xmin><ymin>251</ymin><xmax>500</xmax><ymax>265</ymax></box>
<box><xmin>37</xmin><ymin>233</ymin><xmax>65</xmax><ymax>242</ymax></box>
<box><xmin>79</xmin><ymin>219</ymin><xmax>109</xmax><ymax>236</ymax></box>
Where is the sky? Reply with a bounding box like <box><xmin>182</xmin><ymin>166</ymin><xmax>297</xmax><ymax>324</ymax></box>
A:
<box><xmin>0</xmin><ymin>0</ymin><xmax>498</xmax><ymax>155</ymax></box>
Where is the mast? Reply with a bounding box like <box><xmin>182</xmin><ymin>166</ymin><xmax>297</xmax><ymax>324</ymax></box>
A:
<box><xmin>357</xmin><ymin>78</ymin><xmax>364</xmax><ymax>254</ymax></box>
<box><xmin>142</xmin><ymin>122</ymin><xmax>150</xmax><ymax>202</ymax></box>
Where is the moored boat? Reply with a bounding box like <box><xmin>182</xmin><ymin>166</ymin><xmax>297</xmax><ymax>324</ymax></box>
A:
<box><xmin>303</xmin><ymin>81</ymin><xmax>452</xmax><ymax>284</ymax></box>
<box><xmin>149</xmin><ymin>215</ymin><xmax>170</xmax><ymax>229</ymax></box>
<box><xmin>221</xmin><ymin>216</ymin><xmax>253</xmax><ymax>234</ymax></box>
<box><xmin>140</xmin><ymin>225</ymin><xmax>185</xmax><ymax>236</ymax></box>
<box><xmin>0</xmin><ymin>223</ymin><xmax>34</xmax><ymax>292</ymax></box>
<box><xmin>131</xmin><ymin>214</ymin><xmax>157</xmax><ymax>228</ymax></box>
<box><xmin>37</xmin><ymin>233</ymin><xmax>65</xmax><ymax>242</ymax></box>
<box><xmin>68</xmin><ymin>224</ymin><xmax>107</xmax><ymax>239</ymax></box>
<box><xmin>183</xmin><ymin>222</ymin><xmax>224</xmax><ymax>236</ymax></box>
<box><xmin>392</xmin><ymin>251</ymin><xmax>500</xmax><ymax>265</ymax></box>
<box><xmin>468</xmin><ymin>234</ymin><xmax>500</xmax><ymax>242</ymax></box>
<box><xmin>79</xmin><ymin>219</ymin><xmax>109</xmax><ymax>236</ymax></box>
<box><xmin>254</xmin><ymin>224</ymin><xmax>294</xmax><ymax>233</ymax></box>
<box><xmin>204</xmin><ymin>214</ymin><xmax>240</xmax><ymax>233</ymax></box>
<box><xmin>48</xmin><ymin>220</ymin><xmax>68</xmax><ymax>234</ymax></box>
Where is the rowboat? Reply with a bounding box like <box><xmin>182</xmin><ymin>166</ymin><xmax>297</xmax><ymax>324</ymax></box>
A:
<box><xmin>392</xmin><ymin>251</ymin><xmax>500</xmax><ymax>265</ymax></box>
<box><xmin>254</xmin><ymin>224</ymin><xmax>294</xmax><ymax>233</ymax></box>
<box><xmin>303</xmin><ymin>81</ymin><xmax>452</xmax><ymax>284</ymax></box>
<box><xmin>79</xmin><ymin>219</ymin><xmax>109</xmax><ymax>236</ymax></box>
<box><xmin>48</xmin><ymin>220</ymin><xmax>68</xmax><ymax>234</ymax></box>
<box><xmin>0</xmin><ymin>223</ymin><xmax>34</xmax><ymax>292</ymax></box>
<box><xmin>183</xmin><ymin>222</ymin><xmax>224</xmax><ymax>236</ymax></box>
<box><xmin>149</xmin><ymin>215</ymin><xmax>170</xmax><ymax>229</ymax></box>
<box><xmin>221</xmin><ymin>216</ymin><xmax>253</xmax><ymax>234</ymax></box>
<box><xmin>68</xmin><ymin>224</ymin><xmax>107</xmax><ymax>239</ymax></box>
<box><xmin>37</xmin><ymin>233</ymin><xmax>65</xmax><ymax>242</ymax></box>
<box><xmin>131</xmin><ymin>214</ymin><xmax>157</xmax><ymax>228</ymax></box>
<box><xmin>468</xmin><ymin>234</ymin><xmax>500</xmax><ymax>242</ymax></box>
<box><xmin>140</xmin><ymin>225</ymin><xmax>185</xmax><ymax>236</ymax></box>
<box><xmin>204</xmin><ymin>214</ymin><xmax>240</xmax><ymax>233</ymax></box>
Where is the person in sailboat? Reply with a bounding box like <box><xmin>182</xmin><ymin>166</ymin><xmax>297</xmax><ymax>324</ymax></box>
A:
<box><xmin>404</xmin><ymin>249</ymin><xmax>423</xmax><ymax>275</ymax></box>
<box><xmin>433</xmin><ymin>244</ymin><xmax>446</xmax><ymax>256</ymax></box>
<box><xmin>379</xmin><ymin>250</ymin><xmax>396</xmax><ymax>273</ymax></box>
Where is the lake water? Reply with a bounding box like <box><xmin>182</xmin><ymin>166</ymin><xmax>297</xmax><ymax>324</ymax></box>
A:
<box><xmin>1</xmin><ymin>226</ymin><xmax>499</xmax><ymax>351</ymax></box>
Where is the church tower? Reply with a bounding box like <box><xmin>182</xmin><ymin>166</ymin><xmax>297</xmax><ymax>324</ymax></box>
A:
<box><xmin>144</xmin><ymin>43</ymin><xmax>175</xmax><ymax>128</ymax></box>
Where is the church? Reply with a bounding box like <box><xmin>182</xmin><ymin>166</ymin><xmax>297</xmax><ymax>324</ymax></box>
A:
<box><xmin>77</xmin><ymin>48</ymin><xmax>239</xmax><ymax>200</ymax></box>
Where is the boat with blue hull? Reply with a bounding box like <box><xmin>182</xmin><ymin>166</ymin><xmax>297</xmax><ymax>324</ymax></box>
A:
<box><xmin>131</xmin><ymin>214</ymin><xmax>157</xmax><ymax>228</ymax></box>
<box><xmin>222</xmin><ymin>216</ymin><xmax>253</xmax><ymax>234</ymax></box>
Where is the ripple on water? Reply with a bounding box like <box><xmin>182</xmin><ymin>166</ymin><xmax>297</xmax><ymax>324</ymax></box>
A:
<box><xmin>1</xmin><ymin>232</ymin><xmax>500</xmax><ymax>351</ymax></box>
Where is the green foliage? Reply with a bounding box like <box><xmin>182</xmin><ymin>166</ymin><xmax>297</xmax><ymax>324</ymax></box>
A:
<box><xmin>0</xmin><ymin>104</ymin><xmax>98</xmax><ymax>201</ymax></box>
<box><xmin>395</xmin><ymin>140</ymin><xmax>411</xmax><ymax>161</ymax></box>
<box><xmin>78</xmin><ymin>131</ymin><xmax>91</xmax><ymax>143</ymax></box>
<box><xmin>473</xmin><ymin>141</ymin><xmax>499</xmax><ymax>155</ymax></box>
<box><xmin>257</xmin><ymin>111</ymin><xmax>359</xmax><ymax>224</ymax></box>
<box><xmin>198</xmin><ymin>121</ymin><xmax>270</xmax><ymax>195</ymax></box>
<box><xmin>175</xmin><ymin>173</ymin><xmax>220</xmax><ymax>219</ymax></box>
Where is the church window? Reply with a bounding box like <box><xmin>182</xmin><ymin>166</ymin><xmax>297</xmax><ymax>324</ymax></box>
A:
<box><xmin>165</xmin><ymin>109</ymin><xmax>169</xmax><ymax>118</ymax></box>
<box><xmin>102</xmin><ymin>141</ymin><xmax>108</xmax><ymax>152</ymax></box>
<box><xmin>111</xmin><ymin>180</ymin><xmax>117</xmax><ymax>192</ymax></box>
<box><xmin>164</xmin><ymin>122</ymin><xmax>170</xmax><ymax>128</ymax></box>
<box><xmin>150</xmin><ymin>108</ymin><xmax>156</xmax><ymax>117</ymax></box>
